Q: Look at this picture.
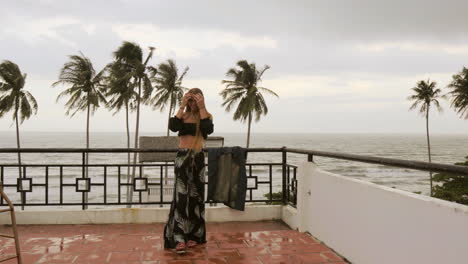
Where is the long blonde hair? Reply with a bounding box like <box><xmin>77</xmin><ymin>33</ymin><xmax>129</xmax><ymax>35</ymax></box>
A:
<box><xmin>185</xmin><ymin>88</ymin><xmax>212</xmax><ymax>150</ymax></box>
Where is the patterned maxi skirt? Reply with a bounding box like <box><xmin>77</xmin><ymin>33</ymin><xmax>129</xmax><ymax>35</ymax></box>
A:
<box><xmin>164</xmin><ymin>149</ymin><xmax>207</xmax><ymax>249</ymax></box>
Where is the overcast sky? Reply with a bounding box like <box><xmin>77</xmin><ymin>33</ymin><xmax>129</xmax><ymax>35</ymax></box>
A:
<box><xmin>1</xmin><ymin>0</ymin><xmax>468</xmax><ymax>134</ymax></box>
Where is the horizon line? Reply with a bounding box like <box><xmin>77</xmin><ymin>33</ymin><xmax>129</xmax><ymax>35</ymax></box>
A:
<box><xmin>0</xmin><ymin>130</ymin><xmax>467</xmax><ymax>136</ymax></box>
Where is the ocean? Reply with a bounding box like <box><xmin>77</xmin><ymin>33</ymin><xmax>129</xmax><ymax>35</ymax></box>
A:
<box><xmin>0</xmin><ymin>131</ymin><xmax>467</xmax><ymax>209</ymax></box>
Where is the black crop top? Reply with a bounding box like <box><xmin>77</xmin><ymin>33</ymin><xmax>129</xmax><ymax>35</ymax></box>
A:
<box><xmin>168</xmin><ymin>116</ymin><xmax>214</xmax><ymax>139</ymax></box>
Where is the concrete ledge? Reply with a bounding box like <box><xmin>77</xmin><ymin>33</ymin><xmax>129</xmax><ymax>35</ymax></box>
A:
<box><xmin>206</xmin><ymin>204</ymin><xmax>282</xmax><ymax>222</ymax></box>
<box><xmin>0</xmin><ymin>205</ymin><xmax>283</xmax><ymax>225</ymax></box>
<box><xmin>281</xmin><ymin>205</ymin><xmax>299</xmax><ymax>230</ymax></box>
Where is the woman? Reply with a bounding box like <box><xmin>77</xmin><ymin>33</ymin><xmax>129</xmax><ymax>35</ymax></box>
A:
<box><xmin>163</xmin><ymin>88</ymin><xmax>214</xmax><ymax>253</ymax></box>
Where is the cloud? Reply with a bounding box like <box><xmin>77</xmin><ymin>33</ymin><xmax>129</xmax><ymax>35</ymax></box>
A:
<box><xmin>111</xmin><ymin>24</ymin><xmax>277</xmax><ymax>59</ymax></box>
<box><xmin>356</xmin><ymin>42</ymin><xmax>468</xmax><ymax>55</ymax></box>
<box><xmin>2</xmin><ymin>1</ymin><xmax>468</xmax><ymax>133</ymax></box>
<box><xmin>82</xmin><ymin>24</ymin><xmax>97</xmax><ymax>35</ymax></box>
<box><xmin>184</xmin><ymin>72</ymin><xmax>456</xmax><ymax>103</ymax></box>
<box><xmin>261</xmin><ymin>74</ymin><xmax>399</xmax><ymax>99</ymax></box>
<box><xmin>1</xmin><ymin>15</ymin><xmax>96</xmax><ymax>48</ymax></box>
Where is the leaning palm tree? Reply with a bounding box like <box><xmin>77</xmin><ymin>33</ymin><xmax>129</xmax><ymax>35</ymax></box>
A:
<box><xmin>112</xmin><ymin>41</ymin><xmax>155</xmax><ymax>207</ymax></box>
<box><xmin>145</xmin><ymin>59</ymin><xmax>188</xmax><ymax>185</ymax></box>
<box><xmin>52</xmin><ymin>52</ymin><xmax>107</xmax><ymax>207</ymax></box>
<box><xmin>104</xmin><ymin>60</ymin><xmax>138</xmax><ymax>190</ymax></box>
<box><xmin>447</xmin><ymin>67</ymin><xmax>468</xmax><ymax>119</ymax></box>
<box><xmin>147</xmin><ymin>59</ymin><xmax>189</xmax><ymax>136</ymax></box>
<box><xmin>0</xmin><ymin>60</ymin><xmax>38</xmax><ymax>197</ymax></box>
<box><xmin>220</xmin><ymin>60</ymin><xmax>278</xmax><ymax>148</ymax></box>
<box><xmin>407</xmin><ymin>79</ymin><xmax>445</xmax><ymax>196</ymax></box>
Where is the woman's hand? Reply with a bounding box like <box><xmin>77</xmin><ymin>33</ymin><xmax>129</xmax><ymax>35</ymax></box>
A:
<box><xmin>181</xmin><ymin>92</ymin><xmax>192</xmax><ymax>108</ymax></box>
<box><xmin>193</xmin><ymin>93</ymin><xmax>205</xmax><ymax>109</ymax></box>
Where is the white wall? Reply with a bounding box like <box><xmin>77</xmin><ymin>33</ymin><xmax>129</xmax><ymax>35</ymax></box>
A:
<box><xmin>281</xmin><ymin>204</ymin><xmax>299</xmax><ymax>230</ymax></box>
<box><xmin>297</xmin><ymin>161</ymin><xmax>468</xmax><ymax>264</ymax></box>
<box><xmin>0</xmin><ymin>205</ymin><xmax>282</xmax><ymax>225</ymax></box>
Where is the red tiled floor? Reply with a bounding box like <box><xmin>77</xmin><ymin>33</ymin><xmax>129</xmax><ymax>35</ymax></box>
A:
<box><xmin>0</xmin><ymin>221</ymin><xmax>350</xmax><ymax>264</ymax></box>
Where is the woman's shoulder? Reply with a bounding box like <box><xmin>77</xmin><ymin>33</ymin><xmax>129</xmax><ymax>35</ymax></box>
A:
<box><xmin>204</xmin><ymin>113</ymin><xmax>214</xmax><ymax>121</ymax></box>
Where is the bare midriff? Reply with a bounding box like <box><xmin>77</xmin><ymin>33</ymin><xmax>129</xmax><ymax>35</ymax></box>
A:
<box><xmin>178</xmin><ymin>134</ymin><xmax>204</xmax><ymax>151</ymax></box>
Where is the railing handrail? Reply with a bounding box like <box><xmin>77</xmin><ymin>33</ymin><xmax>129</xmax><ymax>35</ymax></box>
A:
<box><xmin>286</xmin><ymin>147</ymin><xmax>468</xmax><ymax>176</ymax></box>
<box><xmin>0</xmin><ymin>147</ymin><xmax>283</xmax><ymax>153</ymax></box>
<box><xmin>0</xmin><ymin>163</ymin><xmax>285</xmax><ymax>167</ymax></box>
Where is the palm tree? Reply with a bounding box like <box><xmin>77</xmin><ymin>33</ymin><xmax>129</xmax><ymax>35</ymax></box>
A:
<box><xmin>0</xmin><ymin>60</ymin><xmax>38</xmax><ymax>198</ymax></box>
<box><xmin>52</xmin><ymin>52</ymin><xmax>107</xmax><ymax>207</ymax></box>
<box><xmin>112</xmin><ymin>41</ymin><xmax>155</xmax><ymax>207</ymax></box>
<box><xmin>104</xmin><ymin>60</ymin><xmax>138</xmax><ymax>190</ymax></box>
<box><xmin>408</xmin><ymin>79</ymin><xmax>445</xmax><ymax>196</ymax></box>
<box><xmin>145</xmin><ymin>59</ymin><xmax>188</xmax><ymax>185</ymax></box>
<box><xmin>147</xmin><ymin>59</ymin><xmax>189</xmax><ymax>136</ymax></box>
<box><xmin>447</xmin><ymin>67</ymin><xmax>468</xmax><ymax>119</ymax></box>
<box><xmin>220</xmin><ymin>60</ymin><xmax>278</xmax><ymax>148</ymax></box>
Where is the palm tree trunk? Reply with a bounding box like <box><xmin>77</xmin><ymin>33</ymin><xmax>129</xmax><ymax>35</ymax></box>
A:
<box><xmin>166</xmin><ymin>103</ymin><xmax>172</xmax><ymax>137</ymax></box>
<box><xmin>15</xmin><ymin>105</ymin><xmax>24</xmax><ymax>210</ymax></box>
<box><xmin>86</xmin><ymin>102</ymin><xmax>90</xmax><ymax>153</ymax></box>
<box><xmin>85</xmin><ymin>102</ymin><xmax>90</xmax><ymax>209</ymax></box>
<box><xmin>126</xmin><ymin>102</ymin><xmax>131</xmax><ymax>193</ymax></box>
<box><xmin>246</xmin><ymin>112</ymin><xmax>252</xmax><ymax>148</ymax></box>
<box><xmin>128</xmin><ymin>78</ymin><xmax>142</xmax><ymax>208</ymax></box>
<box><xmin>15</xmin><ymin>109</ymin><xmax>22</xmax><ymax>179</ymax></box>
<box><xmin>166</xmin><ymin>99</ymin><xmax>173</xmax><ymax>136</ymax></box>
<box><xmin>164</xmin><ymin>99</ymin><xmax>173</xmax><ymax>185</ymax></box>
<box><xmin>426</xmin><ymin>107</ymin><xmax>433</xmax><ymax>197</ymax></box>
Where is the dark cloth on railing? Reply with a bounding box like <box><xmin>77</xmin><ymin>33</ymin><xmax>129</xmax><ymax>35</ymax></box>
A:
<box><xmin>207</xmin><ymin>146</ymin><xmax>247</xmax><ymax>211</ymax></box>
<box><xmin>168</xmin><ymin>116</ymin><xmax>214</xmax><ymax>139</ymax></box>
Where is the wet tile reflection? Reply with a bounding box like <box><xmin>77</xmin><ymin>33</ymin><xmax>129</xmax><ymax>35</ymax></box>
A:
<box><xmin>0</xmin><ymin>221</ymin><xmax>349</xmax><ymax>263</ymax></box>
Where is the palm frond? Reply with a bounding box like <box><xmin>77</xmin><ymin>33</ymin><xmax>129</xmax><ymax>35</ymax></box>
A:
<box><xmin>148</xmin><ymin>59</ymin><xmax>188</xmax><ymax>115</ymax></box>
<box><xmin>19</xmin><ymin>93</ymin><xmax>32</xmax><ymax>123</ymax></box>
<box><xmin>221</xmin><ymin>60</ymin><xmax>277</xmax><ymax>125</ymax></box>
<box><xmin>408</xmin><ymin>79</ymin><xmax>442</xmax><ymax>116</ymax></box>
<box><xmin>141</xmin><ymin>75</ymin><xmax>153</xmax><ymax>102</ymax></box>
<box><xmin>258</xmin><ymin>87</ymin><xmax>279</xmax><ymax>97</ymax></box>
<box><xmin>257</xmin><ymin>65</ymin><xmax>271</xmax><ymax>81</ymax></box>
<box><xmin>257</xmin><ymin>92</ymin><xmax>269</xmax><ymax>115</ymax></box>
<box><xmin>447</xmin><ymin>67</ymin><xmax>468</xmax><ymax>119</ymax></box>
<box><xmin>0</xmin><ymin>93</ymin><xmax>15</xmax><ymax>118</ymax></box>
<box><xmin>0</xmin><ymin>60</ymin><xmax>25</xmax><ymax>89</ymax></box>
<box><xmin>54</xmin><ymin>53</ymin><xmax>107</xmax><ymax>117</ymax></box>
<box><xmin>221</xmin><ymin>92</ymin><xmax>245</xmax><ymax>112</ymax></box>
<box><xmin>113</xmin><ymin>41</ymin><xmax>143</xmax><ymax>64</ymax></box>
<box><xmin>0</xmin><ymin>61</ymin><xmax>36</xmax><ymax>122</ymax></box>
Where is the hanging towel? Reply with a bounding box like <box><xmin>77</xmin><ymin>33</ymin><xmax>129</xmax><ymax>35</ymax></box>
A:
<box><xmin>207</xmin><ymin>146</ymin><xmax>247</xmax><ymax>211</ymax></box>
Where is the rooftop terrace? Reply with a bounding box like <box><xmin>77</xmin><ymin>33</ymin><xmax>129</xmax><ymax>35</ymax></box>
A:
<box><xmin>1</xmin><ymin>147</ymin><xmax>468</xmax><ymax>264</ymax></box>
<box><xmin>0</xmin><ymin>220</ymin><xmax>348</xmax><ymax>264</ymax></box>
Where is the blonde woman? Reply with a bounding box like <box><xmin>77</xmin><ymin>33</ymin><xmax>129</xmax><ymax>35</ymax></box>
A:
<box><xmin>163</xmin><ymin>88</ymin><xmax>214</xmax><ymax>253</ymax></box>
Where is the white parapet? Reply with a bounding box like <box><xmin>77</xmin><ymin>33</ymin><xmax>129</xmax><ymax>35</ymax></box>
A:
<box><xmin>0</xmin><ymin>204</ymin><xmax>283</xmax><ymax>225</ymax></box>
<box><xmin>296</xmin><ymin>161</ymin><xmax>468</xmax><ymax>264</ymax></box>
<box><xmin>281</xmin><ymin>204</ymin><xmax>299</xmax><ymax>230</ymax></box>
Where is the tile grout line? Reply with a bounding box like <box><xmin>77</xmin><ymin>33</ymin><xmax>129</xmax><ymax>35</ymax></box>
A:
<box><xmin>304</xmin><ymin>232</ymin><xmax>352</xmax><ymax>264</ymax></box>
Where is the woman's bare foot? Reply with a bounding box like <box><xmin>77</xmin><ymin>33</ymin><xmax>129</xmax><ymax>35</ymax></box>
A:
<box><xmin>187</xmin><ymin>240</ymin><xmax>197</xmax><ymax>248</ymax></box>
<box><xmin>175</xmin><ymin>242</ymin><xmax>186</xmax><ymax>253</ymax></box>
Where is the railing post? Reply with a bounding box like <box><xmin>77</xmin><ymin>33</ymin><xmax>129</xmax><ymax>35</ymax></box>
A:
<box><xmin>0</xmin><ymin>168</ymin><xmax>3</xmax><ymax>206</ymax></box>
<box><xmin>282</xmin><ymin>146</ymin><xmax>287</xmax><ymax>205</ymax></box>
<box><xmin>21</xmin><ymin>166</ymin><xmax>26</xmax><ymax>211</ymax></box>
<box><xmin>19</xmin><ymin>164</ymin><xmax>24</xmax><ymax>211</ymax></box>
<box><xmin>82</xmin><ymin>151</ymin><xmax>87</xmax><ymax>210</ymax></box>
